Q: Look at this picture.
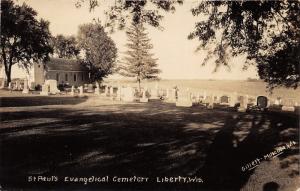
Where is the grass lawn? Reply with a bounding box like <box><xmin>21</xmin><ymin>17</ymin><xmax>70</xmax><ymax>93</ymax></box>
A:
<box><xmin>0</xmin><ymin>90</ymin><xmax>299</xmax><ymax>190</ymax></box>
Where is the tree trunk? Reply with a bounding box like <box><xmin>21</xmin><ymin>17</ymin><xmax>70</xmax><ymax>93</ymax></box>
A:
<box><xmin>138</xmin><ymin>78</ymin><xmax>141</xmax><ymax>93</ymax></box>
<box><xmin>4</xmin><ymin>64</ymin><xmax>12</xmax><ymax>87</ymax></box>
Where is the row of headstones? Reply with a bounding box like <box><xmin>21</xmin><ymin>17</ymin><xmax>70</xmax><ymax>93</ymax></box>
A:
<box><xmin>1</xmin><ymin>79</ymin><xmax>31</xmax><ymax>94</ymax></box>
<box><xmin>169</xmin><ymin>89</ymin><xmax>297</xmax><ymax>112</ymax></box>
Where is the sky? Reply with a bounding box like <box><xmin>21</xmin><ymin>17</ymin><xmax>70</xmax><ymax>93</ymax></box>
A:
<box><xmin>17</xmin><ymin>0</ymin><xmax>259</xmax><ymax>80</ymax></box>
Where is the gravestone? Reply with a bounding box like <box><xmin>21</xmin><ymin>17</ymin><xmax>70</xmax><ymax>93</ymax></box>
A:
<box><xmin>274</xmin><ymin>97</ymin><xmax>282</xmax><ymax>105</ymax></box>
<box><xmin>176</xmin><ymin>91</ymin><xmax>192</xmax><ymax>107</ymax></box>
<box><xmin>22</xmin><ymin>79</ymin><xmax>29</xmax><ymax>94</ymax></box>
<box><xmin>87</xmin><ymin>84</ymin><xmax>94</xmax><ymax>93</ymax></box>
<box><xmin>207</xmin><ymin>95</ymin><xmax>214</xmax><ymax>109</ymax></box>
<box><xmin>40</xmin><ymin>84</ymin><xmax>49</xmax><ymax>96</ymax></box>
<box><xmin>70</xmin><ymin>86</ymin><xmax>75</xmax><ymax>96</ymax></box>
<box><xmin>83</xmin><ymin>84</ymin><xmax>88</xmax><ymax>92</ymax></box>
<box><xmin>237</xmin><ymin>96</ymin><xmax>248</xmax><ymax>112</ymax></box>
<box><xmin>116</xmin><ymin>85</ymin><xmax>122</xmax><ymax>101</ymax></box>
<box><xmin>104</xmin><ymin>85</ymin><xmax>109</xmax><ymax>96</ymax></box>
<box><xmin>122</xmin><ymin>87</ymin><xmax>135</xmax><ymax>102</ymax></box>
<box><xmin>45</xmin><ymin>80</ymin><xmax>60</xmax><ymax>94</ymax></box>
<box><xmin>220</xmin><ymin>95</ymin><xmax>230</xmax><ymax>105</ymax></box>
<box><xmin>281</xmin><ymin>99</ymin><xmax>295</xmax><ymax>112</ymax></box>
<box><xmin>95</xmin><ymin>83</ymin><xmax>100</xmax><ymax>95</ymax></box>
<box><xmin>257</xmin><ymin>96</ymin><xmax>268</xmax><ymax>109</ymax></box>
<box><xmin>79</xmin><ymin>86</ymin><xmax>84</xmax><ymax>97</ymax></box>
<box><xmin>8</xmin><ymin>82</ymin><xmax>12</xmax><ymax>90</ymax></box>
<box><xmin>140</xmin><ymin>89</ymin><xmax>149</xmax><ymax>103</ymax></box>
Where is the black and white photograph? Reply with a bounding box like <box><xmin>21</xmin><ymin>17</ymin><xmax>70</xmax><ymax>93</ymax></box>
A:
<box><xmin>0</xmin><ymin>0</ymin><xmax>299</xmax><ymax>190</ymax></box>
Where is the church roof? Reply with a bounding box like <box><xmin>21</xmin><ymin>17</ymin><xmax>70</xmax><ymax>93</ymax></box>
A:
<box><xmin>45</xmin><ymin>58</ymin><xmax>88</xmax><ymax>72</ymax></box>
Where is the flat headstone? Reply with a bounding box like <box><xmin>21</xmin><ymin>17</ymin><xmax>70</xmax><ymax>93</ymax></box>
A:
<box><xmin>282</xmin><ymin>106</ymin><xmax>295</xmax><ymax>112</ymax></box>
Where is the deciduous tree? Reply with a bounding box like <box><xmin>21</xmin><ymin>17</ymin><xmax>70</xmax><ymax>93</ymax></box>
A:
<box><xmin>75</xmin><ymin>0</ymin><xmax>183</xmax><ymax>32</ymax></box>
<box><xmin>52</xmin><ymin>35</ymin><xmax>80</xmax><ymax>59</ymax></box>
<box><xmin>188</xmin><ymin>1</ymin><xmax>300</xmax><ymax>89</ymax></box>
<box><xmin>77</xmin><ymin>22</ymin><xmax>117</xmax><ymax>82</ymax></box>
<box><xmin>0</xmin><ymin>0</ymin><xmax>53</xmax><ymax>86</ymax></box>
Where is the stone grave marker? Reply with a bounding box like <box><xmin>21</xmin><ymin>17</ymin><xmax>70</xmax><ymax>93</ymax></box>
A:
<box><xmin>110</xmin><ymin>86</ymin><xmax>114</xmax><ymax>96</ymax></box>
<box><xmin>274</xmin><ymin>97</ymin><xmax>282</xmax><ymax>105</ymax></box>
<box><xmin>70</xmin><ymin>86</ymin><xmax>75</xmax><ymax>96</ymax></box>
<box><xmin>220</xmin><ymin>95</ymin><xmax>230</xmax><ymax>105</ymax></box>
<box><xmin>45</xmin><ymin>80</ymin><xmax>60</xmax><ymax>94</ymax></box>
<box><xmin>140</xmin><ymin>89</ymin><xmax>149</xmax><ymax>103</ymax></box>
<box><xmin>87</xmin><ymin>84</ymin><xmax>94</xmax><ymax>93</ymax></box>
<box><xmin>257</xmin><ymin>96</ymin><xmax>268</xmax><ymax>109</ymax></box>
<box><xmin>95</xmin><ymin>83</ymin><xmax>100</xmax><ymax>95</ymax></box>
<box><xmin>116</xmin><ymin>85</ymin><xmax>122</xmax><ymax>101</ymax></box>
<box><xmin>40</xmin><ymin>84</ymin><xmax>49</xmax><ymax>96</ymax></box>
<box><xmin>79</xmin><ymin>86</ymin><xmax>84</xmax><ymax>97</ymax></box>
<box><xmin>22</xmin><ymin>79</ymin><xmax>29</xmax><ymax>94</ymax></box>
<box><xmin>237</xmin><ymin>95</ymin><xmax>248</xmax><ymax>112</ymax></box>
<box><xmin>207</xmin><ymin>95</ymin><xmax>214</xmax><ymax>109</ymax></box>
<box><xmin>281</xmin><ymin>99</ymin><xmax>295</xmax><ymax>112</ymax></box>
<box><xmin>8</xmin><ymin>82</ymin><xmax>12</xmax><ymax>90</ymax></box>
<box><xmin>104</xmin><ymin>85</ymin><xmax>109</xmax><ymax>96</ymax></box>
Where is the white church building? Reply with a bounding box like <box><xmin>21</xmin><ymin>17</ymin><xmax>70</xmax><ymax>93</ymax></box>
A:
<box><xmin>0</xmin><ymin>58</ymin><xmax>90</xmax><ymax>89</ymax></box>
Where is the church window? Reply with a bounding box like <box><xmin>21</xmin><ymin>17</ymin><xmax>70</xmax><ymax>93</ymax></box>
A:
<box><xmin>74</xmin><ymin>74</ymin><xmax>77</xmax><ymax>82</ymax></box>
<box><xmin>65</xmin><ymin>74</ymin><xmax>68</xmax><ymax>81</ymax></box>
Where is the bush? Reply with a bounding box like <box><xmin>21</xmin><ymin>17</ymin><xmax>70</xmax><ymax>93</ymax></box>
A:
<box><xmin>35</xmin><ymin>84</ymin><xmax>42</xmax><ymax>91</ymax></box>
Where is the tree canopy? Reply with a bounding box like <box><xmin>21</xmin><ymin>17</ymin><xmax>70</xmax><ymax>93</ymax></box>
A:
<box><xmin>77</xmin><ymin>22</ymin><xmax>117</xmax><ymax>82</ymax></box>
<box><xmin>0</xmin><ymin>0</ymin><xmax>53</xmax><ymax>85</ymax></box>
<box><xmin>52</xmin><ymin>35</ymin><xmax>80</xmax><ymax>59</ymax></box>
<box><xmin>119</xmin><ymin>22</ymin><xmax>160</xmax><ymax>91</ymax></box>
<box><xmin>188</xmin><ymin>1</ymin><xmax>300</xmax><ymax>89</ymax></box>
<box><xmin>75</xmin><ymin>0</ymin><xmax>183</xmax><ymax>31</ymax></box>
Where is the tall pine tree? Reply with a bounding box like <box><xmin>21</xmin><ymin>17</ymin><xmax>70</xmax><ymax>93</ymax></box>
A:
<box><xmin>119</xmin><ymin>22</ymin><xmax>160</xmax><ymax>92</ymax></box>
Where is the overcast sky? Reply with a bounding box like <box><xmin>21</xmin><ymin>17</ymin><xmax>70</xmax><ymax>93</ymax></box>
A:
<box><xmin>18</xmin><ymin>0</ymin><xmax>258</xmax><ymax>80</ymax></box>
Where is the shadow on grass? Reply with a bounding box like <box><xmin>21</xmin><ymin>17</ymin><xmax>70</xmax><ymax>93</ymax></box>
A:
<box><xmin>0</xmin><ymin>101</ymin><xmax>298</xmax><ymax>190</ymax></box>
<box><xmin>0</xmin><ymin>96</ymin><xmax>88</xmax><ymax>107</ymax></box>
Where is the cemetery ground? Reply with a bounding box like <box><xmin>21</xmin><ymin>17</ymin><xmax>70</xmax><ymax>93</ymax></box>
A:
<box><xmin>0</xmin><ymin>90</ymin><xmax>299</xmax><ymax>190</ymax></box>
